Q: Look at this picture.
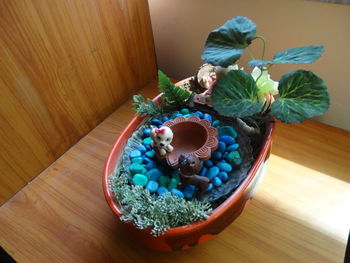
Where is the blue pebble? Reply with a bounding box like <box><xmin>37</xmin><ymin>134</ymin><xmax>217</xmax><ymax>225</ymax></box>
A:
<box><xmin>204</xmin><ymin>160</ymin><xmax>214</xmax><ymax>168</ymax></box>
<box><xmin>137</xmin><ymin>145</ymin><xmax>147</xmax><ymax>154</ymax></box>
<box><xmin>218</xmin><ymin>172</ymin><xmax>228</xmax><ymax>182</ymax></box>
<box><xmin>217</xmin><ymin>162</ymin><xmax>232</xmax><ymax>172</ymax></box>
<box><xmin>206</xmin><ymin>166</ymin><xmax>219</xmax><ymax>179</ymax></box>
<box><xmin>157</xmin><ymin>186</ymin><xmax>168</xmax><ymax>196</ymax></box>
<box><xmin>145</xmin><ymin>150</ymin><xmax>156</xmax><ymax>159</ymax></box>
<box><xmin>143</xmin><ymin>128</ymin><xmax>151</xmax><ymax>138</ymax></box>
<box><xmin>143</xmin><ymin>156</ymin><xmax>152</xmax><ymax>163</ymax></box>
<box><xmin>195</xmin><ymin>111</ymin><xmax>204</xmax><ymax>118</ymax></box>
<box><xmin>146</xmin><ymin>180</ymin><xmax>159</xmax><ymax>193</ymax></box>
<box><xmin>174</xmin><ymin>113</ymin><xmax>183</xmax><ymax>118</ymax></box>
<box><xmin>171</xmin><ymin>189</ymin><xmax>184</xmax><ymax>198</ymax></box>
<box><xmin>217</xmin><ymin>141</ymin><xmax>226</xmax><ymax>153</ymax></box>
<box><xmin>206</xmin><ymin>183</ymin><xmax>213</xmax><ymax>191</ymax></box>
<box><xmin>211</xmin><ymin>151</ymin><xmax>223</xmax><ymax>161</ymax></box>
<box><xmin>213</xmin><ymin>177</ymin><xmax>222</xmax><ymax>187</ymax></box>
<box><xmin>223</xmin><ymin>152</ymin><xmax>229</xmax><ymax>159</ymax></box>
<box><xmin>199</xmin><ymin>166</ymin><xmax>207</xmax><ymax>177</ymax></box>
<box><xmin>161</xmin><ymin>116</ymin><xmax>169</xmax><ymax>122</ymax></box>
<box><xmin>146</xmin><ymin>168</ymin><xmax>164</xmax><ymax>181</ymax></box>
<box><xmin>203</xmin><ymin>113</ymin><xmax>212</xmax><ymax>123</ymax></box>
<box><xmin>183</xmin><ymin>185</ymin><xmax>196</xmax><ymax>199</ymax></box>
<box><xmin>227</xmin><ymin>143</ymin><xmax>239</xmax><ymax>151</ymax></box>
<box><xmin>219</xmin><ymin>135</ymin><xmax>235</xmax><ymax>146</ymax></box>
<box><xmin>151</xmin><ymin>119</ymin><xmax>163</xmax><ymax>127</ymax></box>
<box><xmin>145</xmin><ymin>144</ymin><xmax>152</xmax><ymax>151</ymax></box>
<box><xmin>130</xmin><ymin>150</ymin><xmax>141</xmax><ymax>159</ymax></box>
<box><xmin>145</xmin><ymin>160</ymin><xmax>156</xmax><ymax>170</ymax></box>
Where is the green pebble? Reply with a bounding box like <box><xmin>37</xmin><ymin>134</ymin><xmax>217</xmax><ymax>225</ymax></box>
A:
<box><xmin>131</xmin><ymin>157</ymin><xmax>143</xmax><ymax>164</ymax></box>
<box><xmin>219</xmin><ymin>126</ymin><xmax>238</xmax><ymax>138</ymax></box>
<box><xmin>171</xmin><ymin>170</ymin><xmax>180</xmax><ymax>181</ymax></box>
<box><xmin>129</xmin><ymin>163</ymin><xmax>147</xmax><ymax>174</ymax></box>
<box><xmin>180</xmin><ymin>108</ymin><xmax>190</xmax><ymax>115</ymax></box>
<box><xmin>167</xmin><ymin>178</ymin><xmax>179</xmax><ymax>190</ymax></box>
<box><xmin>158</xmin><ymin>175</ymin><xmax>170</xmax><ymax>187</ymax></box>
<box><xmin>225</xmin><ymin>151</ymin><xmax>242</xmax><ymax>166</ymax></box>
<box><xmin>145</xmin><ymin>150</ymin><xmax>156</xmax><ymax>159</ymax></box>
<box><xmin>142</xmin><ymin>137</ymin><xmax>153</xmax><ymax>145</ymax></box>
<box><xmin>213</xmin><ymin>120</ymin><xmax>221</xmax><ymax>127</ymax></box>
<box><xmin>132</xmin><ymin>174</ymin><xmax>148</xmax><ymax>186</ymax></box>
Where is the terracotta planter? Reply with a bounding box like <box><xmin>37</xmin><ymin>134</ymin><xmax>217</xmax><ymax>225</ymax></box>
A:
<box><xmin>102</xmin><ymin>84</ymin><xmax>275</xmax><ymax>251</ymax></box>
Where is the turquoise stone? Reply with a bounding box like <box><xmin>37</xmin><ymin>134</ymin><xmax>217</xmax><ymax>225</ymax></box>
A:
<box><xmin>219</xmin><ymin>126</ymin><xmax>238</xmax><ymax>138</ymax></box>
<box><xmin>142</xmin><ymin>137</ymin><xmax>153</xmax><ymax>145</ymax></box>
<box><xmin>225</xmin><ymin>151</ymin><xmax>242</xmax><ymax>166</ymax></box>
<box><xmin>212</xmin><ymin>120</ymin><xmax>221</xmax><ymax>127</ymax></box>
<box><xmin>129</xmin><ymin>163</ymin><xmax>147</xmax><ymax>174</ymax></box>
<box><xmin>132</xmin><ymin>173</ymin><xmax>148</xmax><ymax>186</ymax></box>
<box><xmin>180</xmin><ymin>108</ymin><xmax>190</xmax><ymax>115</ymax></box>
<box><xmin>131</xmin><ymin>157</ymin><xmax>143</xmax><ymax>164</ymax></box>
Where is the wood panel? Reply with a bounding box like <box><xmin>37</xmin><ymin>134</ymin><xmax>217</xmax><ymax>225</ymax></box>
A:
<box><xmin>0</xmin><ymin>82</ymin><xmax>349</xmax><ymax>262</ymax></box>
<box><xmin>0</xmin><ymin>0</ymin><xmax>157</xmax><ymax>204</ymax></box>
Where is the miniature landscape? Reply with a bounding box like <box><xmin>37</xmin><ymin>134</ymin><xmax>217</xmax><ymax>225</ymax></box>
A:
<box><xmin>109</xmin><ymin>16</ymin><xmax>329</xmax><ymax>236</ymax></box>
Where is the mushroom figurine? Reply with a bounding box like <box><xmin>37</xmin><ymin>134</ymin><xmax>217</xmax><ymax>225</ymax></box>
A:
<box><xmin>150</xmin><ymin>126</ymin><xmax>174</xmax><ymax>156</ymax></box>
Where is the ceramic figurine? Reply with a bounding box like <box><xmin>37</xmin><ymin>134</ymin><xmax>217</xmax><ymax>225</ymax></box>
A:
<box><xmin>150</xmin><ymin>126</ymin><xmax>174</xmax><ymax>156</ymax></box>
<box><xmin>178</xmin><ymin>154</ymin><xmax>210</xmax><ymax>192</ymax></box>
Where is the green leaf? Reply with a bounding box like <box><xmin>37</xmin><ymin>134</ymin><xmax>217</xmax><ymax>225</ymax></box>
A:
<box><xmin>271</xmin><ymin>70</ymin><xmax>329</xmax><ymax>123</ymax></box>
<box><xmin>201</xmin><ymin>16</ymin><xmax>256</xmax><ymax>67</ymax></box>
<box><xmin>211</xmin><ymin>70</ymin><xmax>262</xmax><ymax>117</ymax></box>
<box><xmin>248</xmin><ymin>45</ymin><xmax>324</xmax><ymax>67</ymax></box>
<box><xmin>158</xmin><ymin>70</ymin><xmax>191</xmax><ymax>109</ymax></box>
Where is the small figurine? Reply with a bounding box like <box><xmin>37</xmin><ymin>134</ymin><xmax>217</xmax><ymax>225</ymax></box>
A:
<box><xmin>150</xmin><ymin>126</ymin><xmax>174</xmax><ymax>156</ymax></box>
<box><xmin>179</xmin><ymin>154</ymin><xmax>210</xmax><ymax>193</ymax></box>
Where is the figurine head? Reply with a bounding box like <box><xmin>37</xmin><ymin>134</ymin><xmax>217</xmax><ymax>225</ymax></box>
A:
<box><xmin>150</xmin><ymin>126</ymin><xmax>173</xmax><ymax>149</ymax></box>
<box><xmin>179</xmin><ymin>154</ymin><xmax>201</xmax><ymax>176</ymax></box>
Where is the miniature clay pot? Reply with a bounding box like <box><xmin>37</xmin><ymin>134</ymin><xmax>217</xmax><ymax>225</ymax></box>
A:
<box><xmin>162</xmin><ymin>116</ymin><xmax>218</xmax><ymax>168</ymax></box>
<box><xmin>102</xmin><ymin>79</ymin><xmax>275</xmax><ymax>251</ymax></box>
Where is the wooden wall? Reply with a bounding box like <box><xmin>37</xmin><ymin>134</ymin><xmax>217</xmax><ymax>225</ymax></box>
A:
<box><xmin>0</xmin><ymin>0</ymin><xmax>157</xmax><ymax>204</ymax></box>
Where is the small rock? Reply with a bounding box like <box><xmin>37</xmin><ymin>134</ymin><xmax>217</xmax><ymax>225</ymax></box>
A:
<box><xmin>171</xmin><ymin>189</ymin><xmax>184</xmax><ymax>198</ymax></box>
<box><xmin>157</xmin><ymin>186</ymin><xmax>168</xmax><ymax>196</ymax></box>
<box><xmin>180</xmin><ymin>108</ymin><xmax>190</xmax><ymax>115</ymax></box>
<box><xmin>144</xmin><ymin>160</ymin><xmax>156</xmax><ymax>170</ymax></box>
<box><xmin>143</xmin><ymin>128</ymin><xmax>151</xmax><ymax>138</ymax></box>
<box><xmin>218</xmin><ymin>172</ymin><xmax>228</xmax><ymax>182</ymax></box>
<box><xmin>151</xmin><ymin>119</ymin><xmax>163</xmax><ymax>127</ymax></box>
<box><xmin>217</xmin><ymin>162</ymin><xmax>232</xmax><ymax>172</ymax></box>
<box><xmin>161</xmin><ymin>116</ymin><xmax>169</xmax><ymax>122</ymax></box>
<box><xmin>132</xmin><ymin>174</ymin><xmax>148</xmax><ymax>186</ymax></box>
<box><xmin>199</xmin><ymin>166</ymin><xmax>207</xmax><ymax>177</ymax></box>
<box><xmin>183</xmin><ymin>114</ymin><xmax>192</xmax><ymax>118</ymax></box>
<box><xmin>145</xmin><ymin>144</ymin><xmax>152</xmax><ymax>151</ymax></box>
<box><xmin>203</xmin><ymin>113</ymin><xmax>212</xmax><ymax>123</ymax></box>
<box><xmin>204</xmin><ymin>160</ymin><xmax>214</xmax><ymax>168</ymax></box>
<box><xmin>146</xmin><ymin>168</ymin><xmax>164</xmax><ymax>181</ymax></box>
<box><xmin>218</xmin><ymin>135</ymin><xmax>235</xmax><ymax>146</ymax></box>
<box><xmin>171</xmin><ymin>170</ymin><xmax>180</xmax><ymax>181</ymax></box>
<box><xmin>129</xmin><ymin>163</ymin><xmax>147</xmax><ymax>174</ymax></box>
<box><xmin>212</xmin><ymin>120</ymin><xmax>221</xmax><ymax>127</ymax></box>
<box><xmin>211</xmin><ymin>151</ymin><xmax>223</xmax><ymax>161</ymax></box>
<box><xmin>219</xmin><ymin>126</ymin><xmax>237</xmax><ymax>138</ymax></box>
<box><xmin>183</xmin><ymin>185</ymin><xmax>196</xmax><ymax>199</ymax></box>
<box><xmin>137</xmin><ymin>145</ymin><xmax>147</xmax><ymax>154</ymax></box>
<box><xmin>213</xmin><ymin>177</ymin><xmax>222</xmax><ymax>187</ymax></box>
<box><xmin>206</xmin><ymin>183</ymin><xmax>213</xmax><ymax>191</ymax></box>
<box><xmin>130</xmin><ymin>150</ymin><xmax>141</xmax><ymax>159</ymax></box>
<box><xmin>131</xmin><ymin>157</ymin><xmax>143</xmax><ymax>164</ymax></box>
<box><xmin>142</xmin><ymin>137</ymin><xmax>153</xmax><ymax>145</ymax></box>
<box><xmin>158</xmin><ymin>175</ymin><xmax>170</xmax><ymax>187</ymax></box>
<box><xmin>145</xmin><ymin>150</ymin><xmax>156</xmax><ymax>159</ymax></box>
<box><xmin>146</xmin><ymin>180</ymin><xmax>159</xmax><ymax>193</ymax></box>
<box><xmin>206</xmin><ymin>166</ymin><xmax>219</xmax><ymax>179</ymax></box>
<box><xmin>167</xmin><ymin>178</ymin><xmax>179</xmax><ymax>190</ymax></box>
<box><xmin>195</xmin><ymin>111</ymin><xmax>204</xmax><ymax>118</ymax></box>
<box><xmin>217</xmin><ymin>141</ymin><xmax>226</xmax><ymax>153</ymax></box>
<box><xmin>225</xmin><ymin>151</ymin><xmax>242</xmax><ymax>166</ymax></box>
<box><xmin>226</xmin><ymin>143</ymin><xmax>239</xmax><ymax>152</ymax></box>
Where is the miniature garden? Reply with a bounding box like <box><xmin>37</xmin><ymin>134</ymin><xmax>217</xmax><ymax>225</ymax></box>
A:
<box><xmin>109</xmin><ymin>16</ymin><xmax>329</xmax><ymax>236</ymax></box>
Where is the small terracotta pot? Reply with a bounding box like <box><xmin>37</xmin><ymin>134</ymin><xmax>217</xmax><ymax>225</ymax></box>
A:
<box><xmin>163</xmin><ymin>115</ymin><xmax>218</xmax><ymax>168</ymax></box>
<box><xmin>102</xmin><ymin>80</ymin><xmax>275</xmax><ymax>251</ymax></box>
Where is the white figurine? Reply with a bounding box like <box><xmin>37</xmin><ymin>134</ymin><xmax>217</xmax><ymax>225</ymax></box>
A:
<box><xmin>150</xmin><ymin>126</ymin><xmax>174</xmax><ymax>156</ymax></box>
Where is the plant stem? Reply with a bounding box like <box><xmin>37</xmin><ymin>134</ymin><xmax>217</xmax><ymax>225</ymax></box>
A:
<box><xmin>246</xmin><ymin>49</ymin><xmax>255</xmax><ymax>60</ymax></box>
<box><xmin>253</xmin><ymin>35</ymin><xmax>267</xmax><ymax>60</ymax></box>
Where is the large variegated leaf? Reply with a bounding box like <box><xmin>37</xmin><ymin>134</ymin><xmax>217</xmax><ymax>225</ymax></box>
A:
<box><xmin>248</xmin><ymin>45</ymin><xmax>324</xmax><ymax>67</ymax></box>
<box><xmin>211</xmin><ymin>70</ymin><xmax>262</xmax><ymax>117</ymax></box>
<box><xmin>271</xmin><ymin>70</ymin><xmax>329</xmax><ymax>123</ymax></box>
<box><xmin>201</xmin><ymin>16</ymin><xmax>256</xmax><ymax>67</ymax></box>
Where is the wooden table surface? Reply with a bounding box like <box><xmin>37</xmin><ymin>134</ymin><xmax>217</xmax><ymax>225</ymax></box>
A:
<box><xmin>1</xmin><ymin>80</ymin><xmax>349</xmax><ymax>263</ymax></box>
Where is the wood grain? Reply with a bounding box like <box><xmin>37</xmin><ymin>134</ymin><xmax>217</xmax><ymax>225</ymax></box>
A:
<box><xmin>0</xmin><ymin>0</ymin><xmax>157</xmax><ymax>204</ymax></box>
<box><xmin>0</xmin><ymin>82</ymin><xmax>349</xmax><ymax>262</ymax></box>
